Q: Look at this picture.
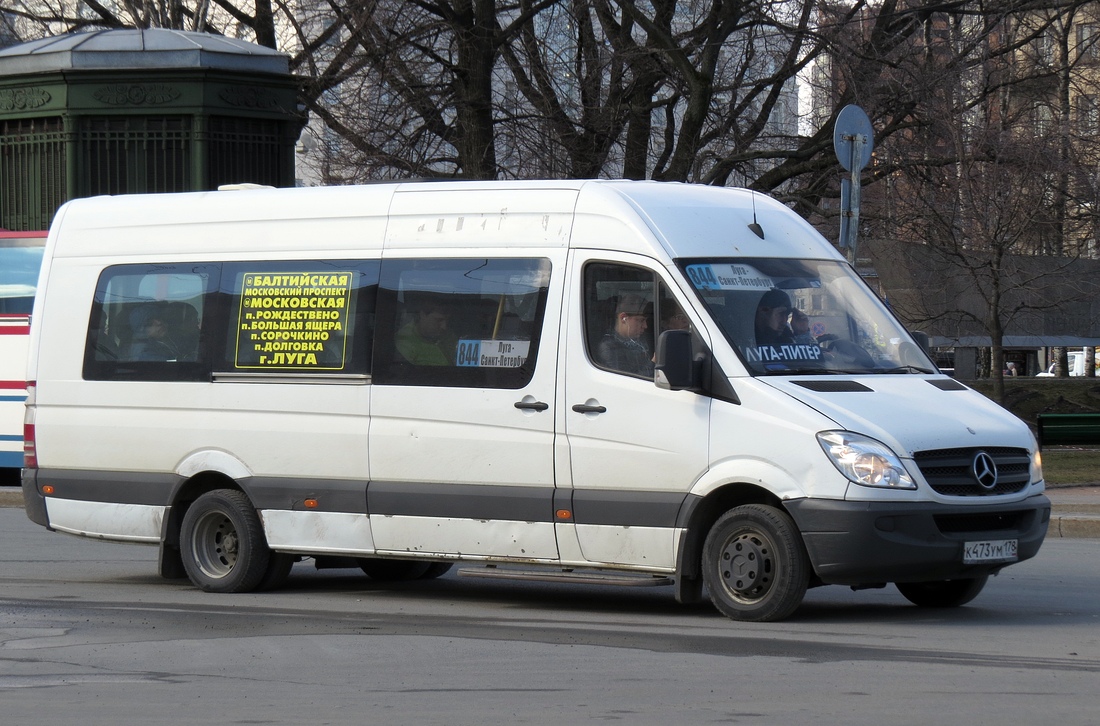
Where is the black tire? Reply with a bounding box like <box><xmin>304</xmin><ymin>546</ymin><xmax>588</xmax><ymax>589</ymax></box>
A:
<box><xmin>257</xmin><ymin>553</ymin><xmax>296</xmax><ymax>591</ymax></box>
<box><xmin>701</xmin><ymin>504</ymin><xmax>810</xmax><ymax>622</ymax></box>
<box><xmin>180</xmin><ymin>489</ymin><xmax>271</xmax><ymax>593</ymax></box>
<box><xmin>419</xmin><ymin>562</ymin><xmax>454</xmax><ymax>580</ymax></box>
<box><xmin>358</xmin><ymin>558</ymin><xmax>432</xmax><ymax>581</ymax></box>
<box><xmin>896</xmin><ymin>576</ymin><xmax>988</xmax><ymax>608</ymax></box>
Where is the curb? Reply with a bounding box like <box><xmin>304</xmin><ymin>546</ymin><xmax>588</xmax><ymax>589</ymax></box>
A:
<box><xmin>2</xmin><ymin>489</ymin><xmax>1098</xmax><ymax>538</ymax></box>
<box><xmin>1050</xmin><ymin>514</ymin><xmax>1100</xmax><ymax>539</ymax></box>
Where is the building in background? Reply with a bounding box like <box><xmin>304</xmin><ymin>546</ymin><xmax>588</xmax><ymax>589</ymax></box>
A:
<box><xmin>0</xmin><ymin>28</ymin><xmax>303</xmax><ymax>230</ymax></box>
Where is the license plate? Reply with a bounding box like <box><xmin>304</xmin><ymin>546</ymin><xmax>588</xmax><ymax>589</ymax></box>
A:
<box><xmin>963</xmin><ymin>539</ymin><xmax>1018</xmax><ymax>564</ymax></box>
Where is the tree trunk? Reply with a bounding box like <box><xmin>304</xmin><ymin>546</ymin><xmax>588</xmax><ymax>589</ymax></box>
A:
<box><xmin>1054</xmin><ymin>347</ymin><xmax>1068</xmax><ymax>377</ymax></box>
<box><xmin>453</xmin><ymin>0</ymin><xmax>499</xmax><ymax>179</ymax></box>
<box><xmin>991</xmin><ymin>342</ymin><xmax>1005</xmax><ymax>402</ymax></box>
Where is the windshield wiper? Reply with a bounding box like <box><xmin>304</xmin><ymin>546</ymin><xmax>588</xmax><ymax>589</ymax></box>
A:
<box><xmin>877</xmin><ymin>365</ymin><xmax>936</xmax><ymax>374</ymax></box>
<box><xmin>757</xmin><ymin>367</ymin><xmax>844</xmax><ymax>376</ymax></box>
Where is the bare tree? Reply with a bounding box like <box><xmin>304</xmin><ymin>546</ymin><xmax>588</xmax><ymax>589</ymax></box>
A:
<box><xmin>875</xmin><ymin>118</ymin><xmax>1100</xmax><ymax>399</ymax></box>
<box><xmin>5</xmin><ymin>0</ymin><xmax>1100</xmax><ymax>221</ymax></box>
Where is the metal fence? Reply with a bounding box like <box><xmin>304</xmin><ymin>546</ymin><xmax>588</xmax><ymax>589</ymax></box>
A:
<box><xmin>2</xmin><ymin>114</ymin><xmax>287</xmax><ymax>230</ymax></box>
<box><xmin>78</xmin><ymin>116</ymin><xmax>192</xmax><ymax>197</ymax></box>
<box><xmin>0</xmin><ymin>117</ymin><xmax>66</xmax><ymax>231</ymax></box>
<box><xmin>208</xmin><ymin>116</ymin><xmax>283</xmax><ymax>188</ymax></box>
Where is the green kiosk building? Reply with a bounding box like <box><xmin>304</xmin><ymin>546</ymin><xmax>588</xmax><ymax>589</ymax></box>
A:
<box><xmin>0</xmin><ymin>28</ymin><xmax>302</xmax><ymax>231</ymax></box>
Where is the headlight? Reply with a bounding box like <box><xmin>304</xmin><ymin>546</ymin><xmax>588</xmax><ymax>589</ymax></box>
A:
<box><xmin>1031</xmin><ymin>449</ymin><xmax>1043</xmax><ymax>484</ymax></box>
<box><xmin>817</xmin><ymin>431</ymin><xmax>916</xmax><ymax>489</ymax></box>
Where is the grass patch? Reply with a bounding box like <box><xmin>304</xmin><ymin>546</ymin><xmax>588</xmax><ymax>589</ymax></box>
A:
<box><xmin>1040</xmin><ymin>448</ymin><xmax>1100</xmax><ymax>487</ymax></box>
<box><xmin>967</xmin><ymin>378</ymin><xmax>1100</xmax><ymax>486</ymax></box>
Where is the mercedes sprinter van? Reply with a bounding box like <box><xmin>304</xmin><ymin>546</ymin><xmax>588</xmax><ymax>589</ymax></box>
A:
<box><xmin>22</xmin><ymin>180</ymin><xmax>1049</xmax><ymax>621</ymax></box>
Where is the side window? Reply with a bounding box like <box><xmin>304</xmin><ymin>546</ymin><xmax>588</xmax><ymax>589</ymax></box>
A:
<box><xmin>219</xmin><ymin>260</ymin><xmax>379</xmax><ymax>375</ymax></box>
<box><xmin>0</xmin><ymin>237</ymin><xmax>45</xmax><ymax>315</ymax></box>
<box><xmin>584</xmin><ymin>263</ymin><xmax>657</xmax><ymax>379</ymax></box>
<box><xmin>373</xmin><ymin>258</ymin><xmax>552</xmax><ymax>389</ymax></box>
<box><xmin>84</xmin><ymin>264</ymin><xmax>217</xmax><ymax>381</ymax></box>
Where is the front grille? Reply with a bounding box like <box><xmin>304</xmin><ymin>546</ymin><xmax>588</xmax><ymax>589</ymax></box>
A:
<box><xmin>913</xmin><ymin>446</ymin><xmax>1031</xmax><ymax>496</ymax></box>
<box><xmin>934</xmin><ymin>510</ymin><xmax>1031</xmax><ymax>534</ymax></box>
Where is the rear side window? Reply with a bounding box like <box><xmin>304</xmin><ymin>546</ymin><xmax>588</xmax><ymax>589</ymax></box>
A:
<box><xmin>84</xmin><ymin>264</ymin><xmax>217</xmax><ymax>381</ymax></box>
<box><xmin>219</xmin><ymin>261</ymin><xmax>379</xmax><ymax>375</ymax></box>
<box><xmin>372</xmin><ymin>258</ymin><xmax>552</xmax><ymax>388</ymax></box>
<box><xmin>84</xmin><ymin>260</ymin><xmax>379</xmax><ymax>381</ymax></box>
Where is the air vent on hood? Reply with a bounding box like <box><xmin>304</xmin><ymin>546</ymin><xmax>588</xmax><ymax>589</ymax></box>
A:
<box><xmin>927</xmin><ymin>379</ymin><xmax>967</xmax><ymax>391</ymax></box>
<box><xmin>791</xmin><ymin>380</ymin><xmax>872</xmax><ymax>393</ymax></box>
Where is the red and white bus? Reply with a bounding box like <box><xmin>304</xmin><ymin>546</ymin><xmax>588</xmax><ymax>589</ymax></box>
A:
<box><xmin>1</xmin><ymin>230</ymin><xmax>47</xmax><ymax>478</ymax></box>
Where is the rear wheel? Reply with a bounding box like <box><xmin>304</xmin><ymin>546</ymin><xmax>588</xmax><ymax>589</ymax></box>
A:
<box><xmin>258</xmin><ymin>553</ymin><xmax>296</xmax><ymax>591</ymax></box>
<box><xmin>358</xmin><ymin>558</ymin><xmax>431</xmax><ymax>581</ymax></box>
<box><xmin>701</xmin><ymin>504</ymin><xmax>810</xmax><ymax>622</ymax></box>
<box><xmin>896</xmin><ymin>576</ymin><xmax>988</xmax><ymax>608</ymax></box>
<box><xmin>180</xmin><ymin>489</ymin><xmax>271</xmax><ymax>593</ymax></box>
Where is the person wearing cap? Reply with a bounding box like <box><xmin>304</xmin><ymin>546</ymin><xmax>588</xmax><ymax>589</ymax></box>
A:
<box><xmin>754</xmin><ymin>288</ymin><xmax>797</xmax><ymax>348</ymax></box>
<box><xmin>597</xmin><ymin>294</ymin><xmax>653</xmax><ymax>377</ymax></box>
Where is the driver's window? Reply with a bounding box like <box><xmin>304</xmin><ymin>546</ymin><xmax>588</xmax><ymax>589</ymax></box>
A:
<box><xmin>583</xmin><ymin>263</ymin><xmax>655</xmax><ymax>379</ymax></box>
<box><xmin>584</xmin><ymin>264</ymin><xmax>700</xmax><ymax>379</ymax></box>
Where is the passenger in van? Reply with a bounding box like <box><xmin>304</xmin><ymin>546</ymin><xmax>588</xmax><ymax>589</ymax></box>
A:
<box><xmin>396</xmin><ymin>301</ymin><xmax>459</xmax><ymax>366</ymax></box>
<box><xmin>790</xmin><ymin>307</ymin><xmax>817</xmax><ymax>346</ymax></box>
<box><xmin>597</xmin><ymin>294</ymin><xmax>653</xmax><ymax>377</ymax></box>
<box><xmin>662</xmin><ymin>303</ymin><xmax>692</xmax><ymax>332</ymax></box>
<box><xmin>130</xmin><ymin>312</ymin><xmax>186</xmax><ymax>361</ymax></box>
<box><xmin>754</xmin><ymin>289</ymin><xmax>797</xmax><ymax>347</ymax></box>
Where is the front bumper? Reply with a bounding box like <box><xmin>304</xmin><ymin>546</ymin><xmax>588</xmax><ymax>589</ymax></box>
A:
<box><xmin>785</xmin><ymin>493</ymin><xmax>1050</xmax><ymax>585</ymax></box>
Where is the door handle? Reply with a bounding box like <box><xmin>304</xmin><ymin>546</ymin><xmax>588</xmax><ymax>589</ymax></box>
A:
<box><xmin>571</xmin><ymin>403</ymin><xmax>607</xmax><ymax>414</ymax></box>
<box><xmin>514</xmin><ymin>400</ymin><xmax>549</xmax><ymax>411</ymax></box>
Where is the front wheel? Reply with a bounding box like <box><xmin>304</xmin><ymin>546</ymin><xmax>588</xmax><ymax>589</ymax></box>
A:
<box><xmin>896</xmin><ymin>576</ymin><xmax>988</xmax><ymax>608</ymax></box>
<box><xmin>180</xmin><ymin>489</ymin><xmax>272</xmax><ymax>593</ymax></box>
<box><xmin>701</xmin><ymin>504</ymin><xmax>810</xmax><ymax>622</ymax></box>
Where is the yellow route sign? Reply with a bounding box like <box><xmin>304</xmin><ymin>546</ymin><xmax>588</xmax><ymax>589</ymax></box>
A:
<box><xmin>234</xmin><ymin>272</ymin><xmax>353</xmax><ymax>369</ymax></box>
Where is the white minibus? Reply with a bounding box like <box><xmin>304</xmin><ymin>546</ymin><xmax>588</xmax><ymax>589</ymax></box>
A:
<box><xmin>1</xmin><ymin>230</ymin><xmax>47</xmax><ymax>479</ymax></box>
<box><xmin>22</xmin><ymin>180</ymin><xmax>1049</xmax><ymax>621</ymax></box>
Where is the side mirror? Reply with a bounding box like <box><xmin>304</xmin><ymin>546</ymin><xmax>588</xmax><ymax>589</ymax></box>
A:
<box><xmin>910</xmin><ymin>330</ymin><xmax>930</xmax><ymax>354</ymax></box>
<box><xmin>655</xmin><ymin>329</ymin><xmax>699</xmax><ymax>391</ymax></box>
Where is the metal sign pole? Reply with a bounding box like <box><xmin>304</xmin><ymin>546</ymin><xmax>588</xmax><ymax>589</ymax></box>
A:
<box><xmin>846</xmin><ymin>134</ymin><xmax>864</xmax><ymax>265</ymax></box>
<box><xmin>833</xmin><ymin>105</ymin><xmax>874</xmax><ymax>268</ymax></box>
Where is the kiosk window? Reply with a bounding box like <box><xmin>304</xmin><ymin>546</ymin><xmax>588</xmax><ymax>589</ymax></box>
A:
<box><xmin>84</xmin><ymin>264</ymin><xmax>216</xmax><ymax>381</ymax></box>
<box><xmin>373</xmin><ymin>258</ymin><xmax>551</xmax><ymax>388</ymax></box>
<box><xmin>220</xmin><ymin>260</ymin><xmax>379</xmax><ymax>375</ymax></box>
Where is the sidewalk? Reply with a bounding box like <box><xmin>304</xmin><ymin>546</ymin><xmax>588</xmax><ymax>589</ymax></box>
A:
<box><xmin>1045</xmin><ymin>485</ymin><xmax>1100</xmax><ymax>539</ymax></box>
<box><xmin>3</xmin><ymin>485</ymin><xmax>1098</xmax><ymax>537</ymax></box>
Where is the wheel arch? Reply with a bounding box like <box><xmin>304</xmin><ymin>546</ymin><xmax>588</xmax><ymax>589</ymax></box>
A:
<box><xmin>673</xmin><ymin>481</ymin><xmax>788</xmax><ymax>604</ymax></box>
<box><xmin>158</xmin><ymin>470</ymin><xmax>248</xmax><ymax>579</ymax></box>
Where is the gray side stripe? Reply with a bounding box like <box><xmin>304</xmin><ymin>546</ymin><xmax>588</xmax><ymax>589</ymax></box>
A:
<box><xmin>31</xmin><ymin>470</ymin><xmax>687</xmax><ymax>528</ymax></box>
<box><xmin>368</xmin><ymin>482</ymin><xmax>552</xmax><ymax>521</ymax></box>
<box><xmin>244</xmin><ymin>477</ymin><xmax>367</xmax><ymax>513</ymax></box>
<box><xmin>35</xmin><ymin>469</ymin><xmax>178</xmax><ymax>506</ymax></box>
<box><xmin>571</xmin><ymin>489</ymin><xmax>687</xmax><ymax>528</ymax></box>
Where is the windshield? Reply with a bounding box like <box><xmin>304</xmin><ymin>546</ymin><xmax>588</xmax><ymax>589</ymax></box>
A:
<box><xmin>680</xmin><ymin>258</ymin><xmax>936</xmax><ymax>376</ymax></box>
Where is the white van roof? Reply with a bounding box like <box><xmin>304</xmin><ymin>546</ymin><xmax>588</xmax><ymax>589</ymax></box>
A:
<box><xmin>48</xmin><ymin>180</ymin><xmax>842</xmax><ymax>262</ymax></box>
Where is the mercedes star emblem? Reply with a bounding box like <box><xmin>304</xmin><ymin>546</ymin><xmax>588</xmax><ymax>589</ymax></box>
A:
<box><xmin>972</xmin><ymin>451</ymin><xmax>998</xmax><ymax>489</ymax></box>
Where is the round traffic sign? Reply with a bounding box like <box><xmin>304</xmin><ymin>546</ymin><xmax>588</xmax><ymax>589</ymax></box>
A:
<box><xmin>834</xmin><ymin>105</ymin><xmax>874</xmax><ymax>172</ymax></box>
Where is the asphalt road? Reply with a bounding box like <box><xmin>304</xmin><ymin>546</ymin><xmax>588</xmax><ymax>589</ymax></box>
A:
<box><xmin>1</xmin><ymin>508</ymin><xmax>1099</xmax><ymax>725</ymax></box>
